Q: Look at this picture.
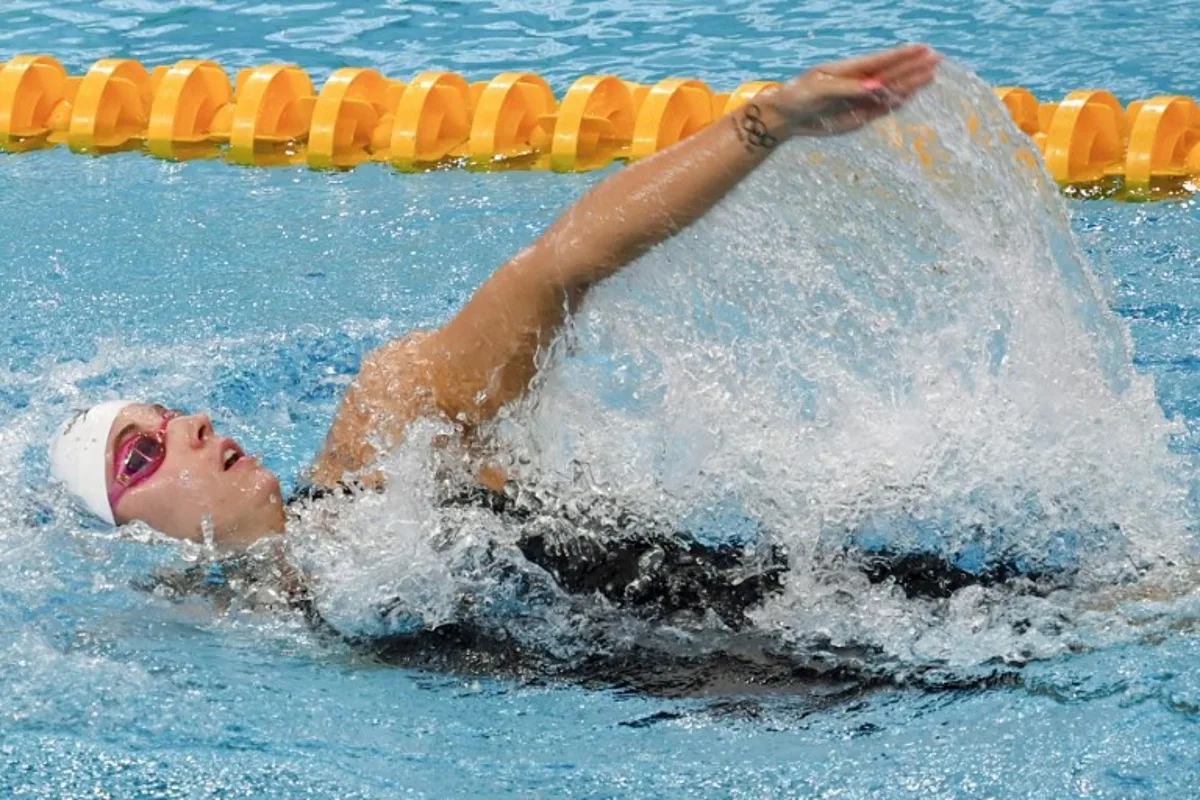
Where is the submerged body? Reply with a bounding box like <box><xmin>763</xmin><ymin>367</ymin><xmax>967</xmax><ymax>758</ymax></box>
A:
<box><xmin>139</xmin><ymin>480</ymin><xmax>1059</xmax><ymax>696</ymax></box>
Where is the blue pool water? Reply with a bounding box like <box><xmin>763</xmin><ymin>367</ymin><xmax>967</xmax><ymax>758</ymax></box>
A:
<box><xmin>4</xmin><ymin>1</ymin><xmax>1200</xmax><ymax>798</ymax></box>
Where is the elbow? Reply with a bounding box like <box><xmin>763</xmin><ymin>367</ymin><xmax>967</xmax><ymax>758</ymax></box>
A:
<box><xmin>536</xmin><ymin>231</ymin><xmax>634</xmax><ymax>296</ymax></box>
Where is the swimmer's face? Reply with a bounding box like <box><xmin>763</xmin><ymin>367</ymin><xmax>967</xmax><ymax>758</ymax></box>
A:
<box><xmin>105</xmin><ymin>403</ymin><xmax>285</xmax><ymax>549</ymax></box>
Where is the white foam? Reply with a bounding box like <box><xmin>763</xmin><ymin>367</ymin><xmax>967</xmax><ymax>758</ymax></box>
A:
<box><xmin>469</xmin><ymin>63</ymin><xmax>1195</xmax><ymax>667</ymax></box>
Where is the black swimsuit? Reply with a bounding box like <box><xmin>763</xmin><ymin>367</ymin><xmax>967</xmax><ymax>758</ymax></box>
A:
<box><xmin>143</xmin><ymin>482</ymin><xmax>1048</xmax><ymax>697</ymax></box>
<box><xmin>284</xmin><ymin>481</ymin><xmax>788</xmax><ymax>628</ymax></box>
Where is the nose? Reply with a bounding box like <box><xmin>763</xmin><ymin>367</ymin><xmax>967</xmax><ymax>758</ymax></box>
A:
<box><xmin>171</xmin><ymin>413</ymin><xmax>213</xmax><ymax>449</ymax></box>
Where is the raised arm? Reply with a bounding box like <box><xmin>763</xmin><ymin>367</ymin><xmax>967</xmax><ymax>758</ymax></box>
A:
<box><xmin>418</xmin><ymin>44</ymin><xmax>941</xmax><ymax>425</ymax></box>
<box><xmin>313</xmin><ymin>45</ymin><xmax>940</xmax><ymax>487</ymax></box>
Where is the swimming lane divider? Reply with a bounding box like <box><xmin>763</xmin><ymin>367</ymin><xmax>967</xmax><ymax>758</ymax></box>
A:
<box><xmin>996</xmin><ymin>87</ymin><xmax>1200</xmax><ymax>192</ymax></box>
<box><xmin>2</xmin><ymin>55</ymin><xmax>1198</xmax><ymax>196</ymax></box>
<box><xmin>0</xmin><ymin>55</ymin><xmax>773</xmax><ymax>171</ymax></box>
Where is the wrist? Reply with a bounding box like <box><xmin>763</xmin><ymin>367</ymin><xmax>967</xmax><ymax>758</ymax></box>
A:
<box><xmin>727</xmin><ymin>93</ymin><xmax>792</xmax><ymax>155</ymax></box>
<box><xmin>753</xmin><ymin>90</ymin><xmax>794</xmax><ymax>141</ymax></box>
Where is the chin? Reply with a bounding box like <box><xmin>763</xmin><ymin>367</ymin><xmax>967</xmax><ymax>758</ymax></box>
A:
<box><xmin>241</xmin><ymin>461</ymin><xmax>282</xmax><ymax>501</ymax></box>
<box><xmin>223</xmin><ymin>470</ymin><xmax>286</xmax><ymax>543</ymax></box>
<box><xmin>258</xmin><ymin>464</ymin><xmax>283</xmax><ymax>499</ymax></box>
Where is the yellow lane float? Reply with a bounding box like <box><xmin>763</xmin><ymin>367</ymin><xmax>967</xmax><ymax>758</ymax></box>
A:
<box><xmin>996</xmin><ymin>85</ymin><xmax>1200</xmax><ymax>194</ymax></box>
<box><xmin>543</xmin><ymin>75</ymin><xmax>638</xmax><ymax>172</ymax></box>
<box><xmin>2</xmin><ymin>54</ymin><xmax>1199</xmax><ymax>196</ymax></box>
<box><xmin>147</xmin><ymin>59</ymin><xmax>233</xmax><ymax>159</ymax></box>
<box><xmin>307</xmin><ymin>67</ymin><xmax>405</xmax><ymax>169</ymax></box>
<box><xmin>0</xmin><ymin>55</ymin><xmax>73</xmax><ymax>150</ymax></box>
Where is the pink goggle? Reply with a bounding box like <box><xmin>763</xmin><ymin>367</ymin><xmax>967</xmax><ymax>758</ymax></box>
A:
<box><xmin>108</xmin><ymin>410</ymin><xmax>180</xmax><ymax>511</ymax></box>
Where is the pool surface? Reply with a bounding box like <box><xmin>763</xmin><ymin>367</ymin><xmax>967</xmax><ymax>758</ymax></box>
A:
<box><xmin>4</xmin><ymin>2</ymin><xmax>1200</xmax><ymax>798</ymax></box>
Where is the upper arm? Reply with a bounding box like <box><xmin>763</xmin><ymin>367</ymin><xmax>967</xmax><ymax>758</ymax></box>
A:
<box><xmin>312</xmin><ymin>237</ymin><xmax>588</xmax><ymax>486</ymax></box>
<box><xmin>417</xmin><ymin>242</ymin><xmax>579</xmax><ymax>425</ymax></box>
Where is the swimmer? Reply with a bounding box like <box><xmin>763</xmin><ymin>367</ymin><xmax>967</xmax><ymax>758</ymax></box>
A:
<box><xmin>48</xmin><ymin>46</ymin><xmax>943</xmax><ymax>659</ymax></box>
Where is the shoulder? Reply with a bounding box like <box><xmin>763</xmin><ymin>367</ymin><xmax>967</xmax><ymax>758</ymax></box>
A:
<box><xmin>310</xmin><ymin>332</ymin><xmax>441</xmax><ymax>487</ymax></box>
<box><xmin>355</xmin><ymin>331</ymin><xmax>435</xmax><ymax>400</ymax></box>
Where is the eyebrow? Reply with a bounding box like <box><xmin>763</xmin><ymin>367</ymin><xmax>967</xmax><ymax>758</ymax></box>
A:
<box><xmin>113</xmin><ymin>422</ymin><xmax>140</xmax><ymax>454</ymax></box>
<box><xmin>113</xmin><ymin>405</ymin><xmax>169</xmax><ymax>452</ymax></box>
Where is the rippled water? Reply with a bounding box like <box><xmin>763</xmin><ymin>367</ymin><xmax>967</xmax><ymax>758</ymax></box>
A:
<box><xmin>5</xmin><ymin>2</ymin><xmax>1200</xmax><ymax>798</ymax></box>
<box><xmin>5</xmin><ymin>0</ymin><xmax>1200</xmax><ymax>97</ymax></box>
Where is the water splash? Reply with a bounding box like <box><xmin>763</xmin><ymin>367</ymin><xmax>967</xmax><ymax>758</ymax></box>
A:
<box><xmin>463</xmin><ymin>63</ymin><xmax>1195</xmax><ymax>671</ymax></box>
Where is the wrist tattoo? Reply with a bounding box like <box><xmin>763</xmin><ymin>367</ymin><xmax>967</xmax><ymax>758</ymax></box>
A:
<box><xmin>731</xmin><ymin>103</ymin><xmax>780</xmax><ymax>153</ymax></box>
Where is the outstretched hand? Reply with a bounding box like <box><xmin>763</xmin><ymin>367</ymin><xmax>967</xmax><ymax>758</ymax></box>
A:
<box><xmin>766</xmin><ymin>44</ymin><xmax>943</xmax><ymax>137</ymax></box>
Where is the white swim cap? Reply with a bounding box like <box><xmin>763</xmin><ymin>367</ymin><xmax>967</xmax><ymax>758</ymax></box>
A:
<box><xmin>48</xmin><ymin>400</ymin><xmax>137</xmax><ymax>525</ymax></box>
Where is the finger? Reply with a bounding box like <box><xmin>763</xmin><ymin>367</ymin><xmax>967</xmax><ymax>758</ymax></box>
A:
<box><xmin>877</xmin><ymin>58</ymin><xmax>941</xmax><ymax>103</ymax></box>
<box><xmin>857</xmin><ymin>52</ymin><xmax>940</xmax><ymax>108</ymax></box>
<box><xmin>844</xmin><ymin>74</ymin><xmax>930</xmax><ymax>117</ymax></box>
<box><xmin>874</xmin><ymin>50</ymin><xmax>943</xmax><ymax>88</ymax></box>
<box><xmin>817</xmin><ymin>43</ymin><xmax>933</xmax><ymax>79</ymax></box>
<box><xmin>817</xmin><ymin>44</ymin><xmax>928</xmax><ymax>77</ymax></box>
<box><xmin>816</xmin><ymin>74</ymin><xmax>893</xmax><ymax>100</ymax></box>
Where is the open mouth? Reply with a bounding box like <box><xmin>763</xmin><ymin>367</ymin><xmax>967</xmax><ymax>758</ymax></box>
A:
<box><xmin>221</xmin><ymin>440</ymin><xmax>245</xmax><ymax>471</ymax></box>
